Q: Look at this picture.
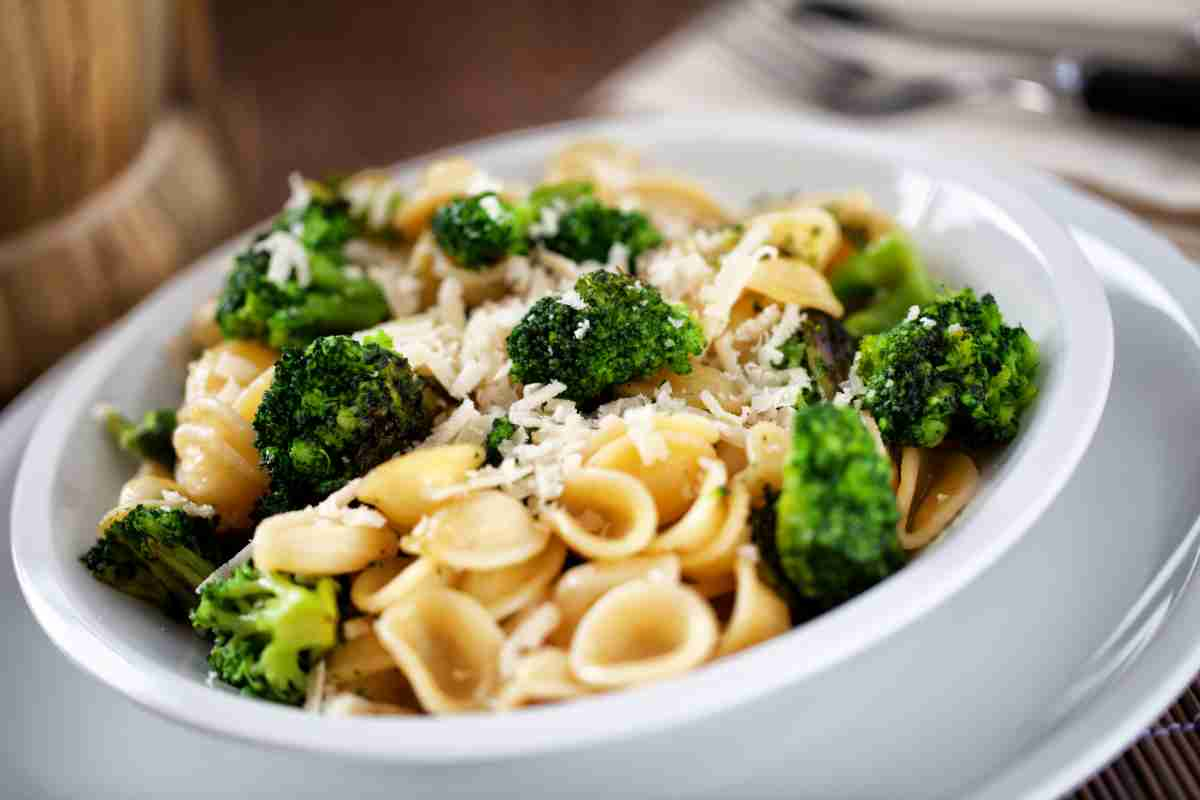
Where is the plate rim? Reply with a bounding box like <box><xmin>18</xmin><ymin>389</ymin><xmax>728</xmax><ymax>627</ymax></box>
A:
<box><xmin>10</xmin><ymin>111</ymin><xmax>1114</xmax><ymax>762</ymax></box>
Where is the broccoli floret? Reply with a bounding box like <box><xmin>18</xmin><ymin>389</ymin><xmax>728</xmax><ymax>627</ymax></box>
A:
<box><xmin>774</xmin><ymin>311</ymin><xmax>856</xmax><ymax>403</ymax></box>
<box><xmin>831</xmin><ymin>234</ymin><xmax>937</xmax><ymax>336</ymax></box>
<box><xmin>431</xmin><ymin>192</ymin><xmax>531</xmax><ymax>269</ymax></box>
<box><xmin>191</xmin><ymin>564</ymin><xmax>338</xmax><ymax>705</ymax></box>
<box><xmin>506</xmin><ymin>270</ymin><xmax>705</xmax><ymax>407</ymax></box>
<box><xmin>535</xmin><ymin>186</ymin><xmax>662</xmax><ymax>267</ymax></box>
<box><xmin>484</xmin><ymin>416</ymin><xmax>518</xmax><ymax>466</ymax></box>
<box><xmin>216</xmin><ymin>187</ymin><xmax>390</xmax><ymax>349</ymax></box>
<box><xmin>81</xmin><ymin>505</ymin><xmax>221</xmax><ymax>620</ymax></box>
<box><xmin>858</xmin><ymin>288</ymin><xmax>1039</xmax><ymax>447</ymax></box>
<box><xmin>775</xmin><ymin>404</ymin><xmax>903</xmax><ymax>609</ymax></box>
<box><xmin>99</xmin><ymin>406</ymin><xmax>177</xmax><ymax>468</ymax></box>
<box><xmin>253</xmin><ymin>335</ymin><xmax>433</xmax><ymax>517</ymax></box>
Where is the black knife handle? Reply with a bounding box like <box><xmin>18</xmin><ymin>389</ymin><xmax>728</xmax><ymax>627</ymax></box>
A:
<box><xmin>1077</xmin><ymin>60</ymin><xmax>1200</xmax><ymax>128</ymax></box>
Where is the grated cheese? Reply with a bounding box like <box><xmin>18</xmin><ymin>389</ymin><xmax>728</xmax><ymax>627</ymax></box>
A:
<box><xmin>254</xmin><ymin>230</ymin><xmax>311</xmax><ymax>287</ymax></box>
<box><xmin>159</xmin><ymin>490</ymin><xmax>216</xmax><ymax>519</ymax></box>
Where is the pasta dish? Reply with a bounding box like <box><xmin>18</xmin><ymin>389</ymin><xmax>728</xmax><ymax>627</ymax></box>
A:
<box><xmin>82</xmin><ymin>140</ymin><xmax>1039</xmax><ymax>716</ymax></box>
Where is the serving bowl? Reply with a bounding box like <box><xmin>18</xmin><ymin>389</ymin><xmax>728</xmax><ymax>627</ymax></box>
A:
<box><xmin>11</xmin><ymin>113</ymin><xmax>1112</xmax><ymax>764</ymax></box>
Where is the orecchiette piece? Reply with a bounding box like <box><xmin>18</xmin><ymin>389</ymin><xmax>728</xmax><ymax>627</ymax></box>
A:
<box><xmin>253</xmin><ymin>509</ymin><xmax>399</xmax><ymax>575</ymax></box>
<box><xmin>409</xmin><ymin>230</ymin><xmax>509</xmax><ymax>306</ymax></box>
<box><xmin>677</xmin><ymin>479</ymin><xmax>752</xmax><ymax>580</ymax></box>
<box><xmin>747</xmin><ymin>257</ymin><xmax>844</xmax><ymax>317</ymax></box>
<box><xmin>716</xmin><ymin>551</ymin><xmax>791</xmax><ymax>658</ymax></box>
<box><xmin>623</xmin><ymin>174</ymin><xmax>730</xmax><ymax>227</ymax></box>
<box><xmin>458</xmin><ymin>538</ymin><xmax>567</xmax><ymax>619</ymax></box>
<box><xmin>550</xmin><ymin>554</ymin><xmax>681</xmax><ymax>648</ymax></box>
<box><xmin>322</xmin><ymin>693</ymin><xmax>416</xmax><ymax>717</ymax></box>
<box><xmin>173</xmin><ymin>397</ymin><xmax>268</xmax><ymax>530</ymax></box>
<box><xmin>350</xmin><ymin>556</ymin><xmax>447</xmax><ymax>615</ymax></box>
<box><xmin>749</xmin><ymin>207</ymin><xmax>842</xmax><ymax>271</ymax></box>
<box><xmin>374</xmin><ymin>587</ymin><xmax>504</xmax><ymax>713</ymax></box>
<box><xmin>545</xmin><ymin>468</ymin><xmax>657</xmax><ymax>560</ymax></box>
<box><xmin>569</xmin><ymin>579</ymin><xmax>718</xmax><ymax>688</ymax></box>
<box><xmin>898</xmin><ymin>449</ymin><xmax>979</xmax><ymax>550</ymax></box>
<box><xmin>544</xmin><ymin>140</ymin><xmax>641</xmax><ymax>197</ymax></box>
<box><xmin>742</xmin><ymin>421</ymin><xmax>789</xmax><ymax>495</ymax></box>
<box><xmin>356</xmin><ymin>444</ymin><xmax>486</xmax><ymax>529</ymax></box>
<box><xmin>586</xmin><ymin>430</ymin><xmax>717</xmax><ymax>525</ymax></box>
<box><xmin>651</xmin><ymin>458</ymin><xmax>727</xmax><ymax>553</ymax></box>
<box><xmin>190</xmin><ymin>298</ymin><xmax>222</xmax><ymax>349</ymax></box>
<box><xmin>117</xmin><ymin>474</ymin><xmax>183</xmax><ymax>508</ymax></box>
<box><xmin>581</xmin><ymin>412</ymin><xmax>720</xmax><ymax>463</ymax></box>
<box><xmin>492</xmin><ymin>647</ymin><xmax>590</xmax><ymax>711</ymax></box>
<box><xmin>419</xmin><ymin>490</ymin><xmax>549</xmax><ymax>570</ymax></box>
<box><xmin>184</xmin><ymin>340</ymin><xmax>278</xmax><ymax>406</ymax></box>
<box><xmin>324</xmin><ymin>631</ymin><xmax>398</xmax><ymax>686</ymax></box>
<box><xmin>232</xmin><ymin>366</ymin><xmax>274</xmax><ymax>423</ymax></box>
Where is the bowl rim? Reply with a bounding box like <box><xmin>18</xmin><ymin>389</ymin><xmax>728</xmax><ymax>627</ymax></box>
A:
<box><xmin>11</xmin><ymin>111</ymin><xmax>1113</xmax><ymax>761</ymax></box>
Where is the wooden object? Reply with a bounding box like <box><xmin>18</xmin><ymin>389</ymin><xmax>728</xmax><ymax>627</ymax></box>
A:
<box><xmin>0</xmin><ymin>113</ymin><xmax>240</xmax><ymax>400</ymax></box>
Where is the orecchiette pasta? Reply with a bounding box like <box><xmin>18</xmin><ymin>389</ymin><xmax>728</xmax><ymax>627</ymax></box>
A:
<box><xmin>545</xmin><ymin>469</ymin><xmax>657</xmax><ymax>560</ymax></box>
<box><xmin>374</xmin><ymin>587</ymin><xmax>504</xmax><ymax>713</ymax></box>
<box><xmin>252</xmin><ymin>508</ymin><xmax>399</xmax><ymax>575</ymax></box>
<box><xmin>350</xmin><ymin>556</ymin><xmax>447</xmax><ymax>615</ymax></box>
<box><xmin>173</xmin><ymin>397</ymin><xmax>268</xmax><ymax>530</ymax></box>
<box><xmin>493</xmin><ymin>647</ymin><xmax>589</xmax><ymax>711</ymax></box>
<box><xmin>550</xmin><ymin>554</ymin><xmax>682</xmax><ymax>647</ymax></box>
<box><xmin>417</xmin><ymin>490</ymin><xmax>549</xmax><ymax>570</ymax></box>
<box><xmin>356</xmin><ymin>444</ymin><xmax>485</xmax><ymax>529</ymax></box>
<box><xmin>568</xmin><ymin>579</ymin><xmax>719</xmax><ymax>688</ymax></box>
<box><xmin>747</xmin><ymin>257</ymin><xmax>844</xmax><ymax>317</ymax></box>
<box><xmin>586</xmin><ymin>430</ymin><xmax>717</xmax><ymax>525</ymax></box>
<box><xmin>716</xmin><ymin>551</ymin><xmax>791</xmax><ymax>658</ymax></box>
<box><xmin>675</xmin><ymin>480</ymin><xmax>752</xmax><ymax>580</ymax></box>
<box><xmin>897</xmin><ymin>449</ymin><xmax>980</xmax><ymax>550</ymax></box>
<box><xmin>458</xmin><ymin>537</ymin><xmax>567</xmax><ymax>619</ymax></box>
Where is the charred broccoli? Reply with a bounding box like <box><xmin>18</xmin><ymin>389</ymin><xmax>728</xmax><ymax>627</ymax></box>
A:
<box><xmin>253</xmin><ymin>335</ymin><xmax>434</xmax><ymax>517</ymax></box>
<box><xmin>191</xmin><ymin>564</ymin><xmax>338</xmax><ymax>705</ymax></box>
<box><xmin>506</xmin><ymin>270</ymin><xmax>705</xmax><ymax>407</ymax></box>
<box><xmin>831</xmin><ymin>234</ymin><xmax>937</xmax><ymax>336</ymax></box>
<box><xmin>99</xmin><ymin>406</ymin><xmax>177</xmax><ymax>468</ymax></box>
<box><xmin>81</xmin><ymin>504</ymin><xmax>221</xmax><ymax>620</ymax></box>
<box><xmin>216</xmin><ymin>180</ymin><xmax>390</xmax><ymax>349</ymax></box>
<box><xmin>773</xmin><ymin>404</ymin><xmax>903</xmax><ymax>609</ymax></box>
<box><xmin>774</xmin><ymin>311</ymin><xmax>857</xmax><ymax>402</ymax></box>
<box><xmin>429</xmin><ymin>181</ymin><xmax>663</xmax><ymax>271</ymax></box>
<box><xmin>857</xmin><ymin>288</ymin><xmax>1039</xmax><ymax>447</ymax></box>
<box><xmin>529</xmin><ymin>182</ymin><xmax>662</xmax><ymax>267</ymax></box>
<box><xmin>432</xmin><ymin>191</ymin><xmax>531</xmax><ymax>269</ymax></box>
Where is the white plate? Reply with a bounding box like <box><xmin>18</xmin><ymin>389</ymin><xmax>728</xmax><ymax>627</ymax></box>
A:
<box><xmin>0</xmin><ymin>145</ymin><xmax>1196</xmax><ymax>799</ymax></box>
<box><xmin>9</xmin><ymin>114</ymin><xmax>1112</xmax><ymax>762</ymax></box>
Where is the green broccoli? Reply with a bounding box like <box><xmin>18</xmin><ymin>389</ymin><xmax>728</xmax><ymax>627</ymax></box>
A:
<box><xmin>506</xmin><ymin>270</ymin><xmax>705</xmax><ymax>407</ymax></box>
<box><xmin>831</xmin><ymin>234</ymin><xmax>938</xmax><ymax>336</ymax></box>
<box><xmin>773</xmin><ymin>404</ymin><xmax>903</xmax><ymax>609</ymax></box>
<box><xmin>431</xmin><ymin>191</ymin><xmax>531</xmax><ymax>269</ymax></box>
<box><xmin>531</xmin><ymin>182</ymin><xmax>662</xmax><ymax>268</ymax></box>
<box><xmin>81</xmin><ymin>505</ymin><xmax>221</xmax><ymax>620</ymax></box>
<box><xmin>253</xmin><ymin>335</ymin><xmax>434</xmax><ymax>517</ymax></box>
<box><xmin>216</xmin><ymin>184</ymin><xmax>390</xmax><ymax>349</ymax></box>
<box><xmin>484</xmin><ymin>416</ymin><xmax>519</xmax><ymax>466</ymax></box>
<box><xmin>774</xmin><ymin>311</ymin><xmax>857</xmax><ymax>403</ymax></box>
<box><xmin>191</xmin><ymin>564</ymin><xmax>338</xmax><ymax>705</ymax></box>
<box><xmin>857</xmin><ymin>288</ymin><xmax>1039</xmax><ymax>447</ymax></box>
<box><xmin>99</xmin><ymin>406</ymin><xmax>177</xmax><ymax>468</ymax></box>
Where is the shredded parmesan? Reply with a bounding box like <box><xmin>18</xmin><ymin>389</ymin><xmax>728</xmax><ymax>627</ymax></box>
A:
<box><xmin>159</xmin><ymin>490</ymin><xmax>216</xmax><ymax>519</ymax></box>
<box><xmin>254</xmin><ymin>230</ymin><xmax>311</xmax><ymax>287</ymax></box>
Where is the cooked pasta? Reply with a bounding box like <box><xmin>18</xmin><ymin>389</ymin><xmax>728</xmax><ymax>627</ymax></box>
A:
<box><xmin>83</xmin><ymin>139</ymin><xmax>1039</xmax><ymax>716</ymax></box>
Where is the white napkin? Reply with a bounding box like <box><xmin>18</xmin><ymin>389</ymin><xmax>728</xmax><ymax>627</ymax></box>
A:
<box><xmin>590</xmin><ymin>1</ymin><xmax>1200</xmax><ymax>215</ymax></box>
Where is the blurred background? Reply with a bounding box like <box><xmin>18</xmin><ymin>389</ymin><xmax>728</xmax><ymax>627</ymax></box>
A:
<box><xmin>1</xmin><ymin>0</ymin><xmax>1196</xmax><ymax>401</ymax></box>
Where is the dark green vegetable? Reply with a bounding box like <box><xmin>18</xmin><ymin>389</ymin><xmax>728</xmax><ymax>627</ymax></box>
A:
<box><xmin>484</xmin><ymin>416</ymin><xmax>519</xmax><ymax>466</ymax></box>
<box><xmin>81</xmin><ymin>505</ymin><xmax>221</xmax><ymax>620</ymax></box>
<box><xmin>428</xmin><ymin>181</ymin><xmax>663</xmax><ymax>272</ymax></box>
<box><xmin>253</xmin><ymin>335</ymin><xmax>434</xmax><ymax>517</ymax></box>
<box><xmin>857</xmin><ymin>288</ymin><xmax>1039</xmax><ymax>447</ymax></box>
<box><xmin>530</xmin><ymin>183</ymin><xmax>662</xmax><ymax>268</ymax></box>
<box><xmin>99</xmin><ymin>406</ymin><xmax>178</xmax><ymax>468</ymax></box>
<box><xmin>774</xmin><ymin>311</ymin><xmax>857</xmax><ymax>403</ymax></box>
<box><xmin>506</xmin><ymin>270</ymin><xmax>705</xmax><ymax>407</ymax></box>
<box><xmin>191</xmin><ymin>564</ymin><xmax>338</xmax><ymax>705</ymax></box>
<box><xmin>774</xmin><ymin>404</ymin><xmax>903</xmax><ymax>609</ymax></box>
<box><xmin>216</xmin><ymin>184</ymin><xmax>390</xmax><ymax>349</ymax></box>
<box><xmin>831</xmin><ymin>234</ymin><xmax>938</xmax><ymax>336</ymax></box>
<box><xmin>432</xmin><ymin>191</ymin><xmax>531</xmax><ymax>269</ymax></box>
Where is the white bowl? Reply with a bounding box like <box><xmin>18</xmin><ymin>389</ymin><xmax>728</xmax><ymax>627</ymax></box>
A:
<box><xmin>11</xmin><ymin>113</ymin><xmax>1112</xmax><ymax>762</ymax></box>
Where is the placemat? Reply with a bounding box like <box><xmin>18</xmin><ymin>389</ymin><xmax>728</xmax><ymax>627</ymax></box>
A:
<box><xmin>587</xmin><ymin>5</ymin><xmax>1200</xmax><ymax>796</ymax></box>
